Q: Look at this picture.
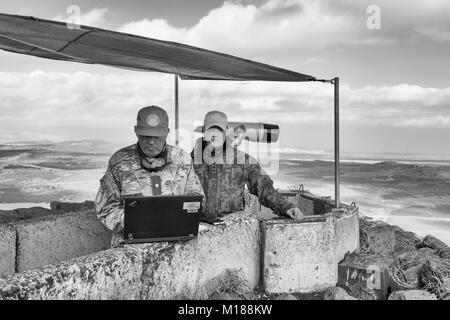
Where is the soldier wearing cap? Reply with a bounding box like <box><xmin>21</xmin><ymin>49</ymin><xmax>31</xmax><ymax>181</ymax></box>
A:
<box><xmin>192</xmin><ymin>111</ymin><xmax>304</xmax><ymax>220</ymax></box>
<box><xmin>95</xmin><ymin>106</ymin><xmax>204</xmax><ymax>247</ymax></box>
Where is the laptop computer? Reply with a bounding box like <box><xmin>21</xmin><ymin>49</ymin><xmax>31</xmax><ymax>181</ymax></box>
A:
<box><xmin>123</xmin><ymin>195</ymin><xmax>203</xmax><ymax>244</ymax></box>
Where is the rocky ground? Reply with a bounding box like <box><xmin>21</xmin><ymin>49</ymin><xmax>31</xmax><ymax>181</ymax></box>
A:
<box><xmin>0</xmin><ymin>201</ymin><xmax>95</xmax><ymax>224</ymax></box>
<box><xmin>205</xmin><ymin>216</ymin><xmax>449</xmax><ymax>301</ymax></box>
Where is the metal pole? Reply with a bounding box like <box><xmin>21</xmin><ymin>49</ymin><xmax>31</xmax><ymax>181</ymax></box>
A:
<box><xmin>333</xmin><ymin>77</ymin><xmax>340</xmax><ymax>208</ymax></box>
<box><xmin>174</xmin><ymin>74</ymin><xmax>179</xmax><ymax>146</ymax></box>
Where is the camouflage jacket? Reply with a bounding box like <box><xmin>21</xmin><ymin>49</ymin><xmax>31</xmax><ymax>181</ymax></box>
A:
<box><xmin>95</xmin><ymin>143</ymin><xmax>204</xmax><ymax>247</ymax></box>
<box><xmin>191</xmin><ymin>139</ymin><xmax>295</xmax><ymax>218</ymax></box>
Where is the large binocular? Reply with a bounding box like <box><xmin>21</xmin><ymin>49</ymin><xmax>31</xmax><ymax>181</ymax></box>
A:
<box><xmin>195</xmin><ymin>122</ymin><xmax>280</xmax><ymax>144</ymax></box>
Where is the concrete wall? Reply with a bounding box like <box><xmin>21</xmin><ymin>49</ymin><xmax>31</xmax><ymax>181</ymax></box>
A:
<box><xmin>0</xmin><ymin>210</ymin><xmax>112</xmax><ymax>277</ymax></box>
<box><xmin>140</xmin><ymin>215</ymin><xmax>260</xmax><ymax>300</ymax></box>
<box><xmin>0</xmin><ymin>246</ymin><xmax>144</xmax><ymax>300</ymax></box>
<box><xmin>261</xmin><ymin>206</ymin><xmax>360</xmax><ymax>293</ymax></box>
<box><xmin>0</xmin><ymin>225</ymin><xmax>16</xmax><ymax>277</ymax></box>
<box><xmin>15</xmin><ymin>211</ymin><xmax>112</xmax><ymax>272</ymax></box>
<box><xmin>0</xmin><ymin>213</ymin><xmax>259</xmax><ymax>300</ymax></box>
<box><xmin>335</xmin><ymin>206</ymin><xmax>360</xmax><ymax>262</ymax></box>
<box><xmin>0</xmin><ymin>207</ymin><xmax>360</xmax><ymax>300</ymax></box>
<box><xmin>263</xmin><ymin>216</ymin><xmax>337</xmax><ymax>293</ymax></box>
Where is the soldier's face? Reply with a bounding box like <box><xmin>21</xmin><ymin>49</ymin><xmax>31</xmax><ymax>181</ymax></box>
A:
<box><xmin>137</xmin><ymin>133</ymin><xmax>168</xmax><ymax>157</ymax></box>
<box><xmin>204</xmin><ymin>127</ymin><xmax>226</xmax><ymax>148</ymax></box>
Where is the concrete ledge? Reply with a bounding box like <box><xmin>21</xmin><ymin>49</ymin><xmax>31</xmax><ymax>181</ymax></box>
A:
<box><xmin>0</xmin><ymin>213</ymin><xmax>259</xmax><ymax>300</ymax></box>
<box><xmin>0</xmin><ymin>208</ymin><xmax>360</xmax><ymax>300</ymax></box>
<box><xmin>0</xmin><ymin>246</ymin><xmax>143</xmax><ymax>300</ymax></box>
<box><xmin>263</xmin><ymin>216</ymin><xmax>337</xmax><ymax>293</ymax></box>
<box><xmin>140</xmin><ymin>213</ymin><xmax>260</xmax><ymax>299</ymax></box>
<box><xmin>335</xmin><ymin>207</ymin><xmax>360</xmax><ymax>262</ymax></box>
<box><xmin>295</xmin><ymin>192</ymin><xmax>333</xmax><ymax>216</ymax></box>
<box><xmin>262</xmin><ymin>206</ymin><xmax>360</xmax><ymax>293</ymax></box>
<box><xmin>15</xmin><ymin>211</ymin><xmax>112</xmax><ymax>273</ymax></box>
<box><xmin>0</xmin><ymin>225</ymin><xmax>15</xmax><ymax>277</ymax></box>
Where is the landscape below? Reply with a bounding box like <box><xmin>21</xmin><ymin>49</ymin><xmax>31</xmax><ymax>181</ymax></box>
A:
<box><xmin>1</xmin><ymin>140</ymin><xmax>449</xmax><ymax>244</ymax></box>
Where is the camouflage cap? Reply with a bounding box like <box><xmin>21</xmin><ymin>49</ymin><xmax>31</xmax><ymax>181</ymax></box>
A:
<box><xmin>204</xmin><ymin>110</ymin><xmax>228</xmax><ymax>131</ymax></box>
<box><xmin>135</xmin><ymin>106</ymin><xmax>169</xmax><ymax>137</ymax></box>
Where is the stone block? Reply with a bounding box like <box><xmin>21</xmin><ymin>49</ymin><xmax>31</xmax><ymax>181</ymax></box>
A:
<box><xmin>392</xmin><ymin>226</ymin><xmax>421</xmax><ymax>255</ymax></box>
<box><xmin>274</xmin><ymin>293</ymin><xmax>298</xmax><ymax>300</ymax></box>
<box><xmin>139</xmin><ymin>213</ymin><xmax>261</xmax><ymax>300</ymax></box>
<box><xmin>395</xmin><ymin>247</ymin><xmax>438</xmax><ymax>289</ymax></box>
<box><xmin>15</xmin><ymin>211</ymin><xmax>111</xmax><ymax>272</ymax></box>
<box><xmin>50</xmin><ymin>201</ymin><xmax>96</xmax><ymax>213</ymax></box>
<box><xmin>0</xmin><ymin>225</ymin><xmax>15</xmax><ymax>277</ymax></box>
<box><xmin>422</xmin><ymin>235</ymin><xmax>447</xmax><ymax>251</ymax></box>
<box><xmin>338</xmin><ymin>255</ymin><xmax>396</xmax><ymax>300</ymax></box>
<box><xmin>262</xmin><ymin>216</ymin><xmax>337</xmax><ymax>293</ymax></box>
<box><xmin>388</xmin><ymin>290</ymin><xmax>437</xmax><ymax>300</ymax></box>
<box><xmin>366</xmin><ymin>223</ymin><xmax>396</xmax><ymax>255</ymax></box>
<box><xmin>0</xmin><ymin>246</ymin><xmax>143</xmax><ymax>300</ymax></box>
<box><xmin>335</xmin><ymin>207</ymin><xmax>360</xmax><ymax>262</ymax></box>
<box><xmin>323</xmin><ymin>287</ymin><xmax>357</xmax><ymax>300</ymax></box>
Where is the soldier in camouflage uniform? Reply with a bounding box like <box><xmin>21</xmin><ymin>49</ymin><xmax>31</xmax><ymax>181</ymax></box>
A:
<box><xmin>192</xmin><ymin>111</ymin><xmax>304</xmax><ymax>220</ymax></box>
<box><xmin>95</xmin><ymin>106</ymin><xmax>204</xmax><ymax>247</ymax></box>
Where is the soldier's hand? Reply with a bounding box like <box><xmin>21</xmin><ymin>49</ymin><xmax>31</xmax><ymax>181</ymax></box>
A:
<box><xmin>285</xmin><ymin>207</ymin><xmax>304</xmax><ymax>221</ymax></box>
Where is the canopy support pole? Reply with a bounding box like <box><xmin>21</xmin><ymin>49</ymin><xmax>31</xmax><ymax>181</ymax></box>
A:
<box><xmin>174</xmin><ymin>75</ymin><xmax>179</xmax><ymax>146</ymax></box>
<box><xmin>333</xmin><ymin>77</ymin><xmax>340</xmax><ymax>208</ymax></box>
<box><xmin>313</xmin><ymin>77</ymin><xmax>340</xmax><ymax>208</ymax></box>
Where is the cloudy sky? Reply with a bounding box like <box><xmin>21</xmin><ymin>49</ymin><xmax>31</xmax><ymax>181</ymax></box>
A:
<box><xmin>0</xmin><ymin>0</ymin><xmax>449</xmax><ymax>157</ymax></box>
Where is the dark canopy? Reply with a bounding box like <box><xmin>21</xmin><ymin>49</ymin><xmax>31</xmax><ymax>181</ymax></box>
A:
<box><xmin>0</xmin><ymin>13</ymin><xmax>315</xmax><ymax>82</ymax></box>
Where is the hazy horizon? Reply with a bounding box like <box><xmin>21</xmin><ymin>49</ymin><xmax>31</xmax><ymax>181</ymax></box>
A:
<box><xmin>2</xmin><ymin>139</ymin><xmax>450</xmax><ymax>163</ymax></box>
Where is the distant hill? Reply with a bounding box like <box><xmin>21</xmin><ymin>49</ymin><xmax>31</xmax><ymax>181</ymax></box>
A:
<box><xmin>0</xmin><ymin>139</ymin><xmax>122</xmax><ymax>154</ymax></box>
<box><xmin>0</xmin><ymin>140</ymin><xmax>54</xmax><ymax>146</ymax></box>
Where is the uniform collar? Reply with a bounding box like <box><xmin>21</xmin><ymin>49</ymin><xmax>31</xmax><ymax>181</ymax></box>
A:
<box><xmin>197</xmin><ymin>139</ymin><xmax>238</xmax><ymax>164</ymax></box>
<box><xmin>136</xmin><ymin>142</ymin><xmax>169</xmax><ymax>172</ymax></box>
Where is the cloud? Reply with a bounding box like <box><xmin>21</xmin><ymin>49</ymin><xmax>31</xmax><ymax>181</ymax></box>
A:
<box><xmin>120</xmin><ymin>18</ymin><xmax>188</xmax><ymax>43</ymax></box>
<box><xmin>117</xmin><ymin>0</ymin><xmax>450</xmax><ymax>71</ymax></box>
<box><xmin>118</xmin><ymin>0</ymin><xmax>393</xmax><ymax>67</ymax></box>
<box><xmin>341</xmin><ymin>84</ymin><xmax>450</xmax><ymax>128</ymax></box>
<box><xmin>415</xmin><ymin>27</ymin><xmax>450</xmax><ymax>42</ymax></box>
<box><xmin>53</xmin><ymin>7</ymin><xmax>109</xmax><ymax>28</ymax></box>
<box><xmin>113</xmin><ymin>1</ymin><xmax>450</xmax><ymax>95</ymax></box>
<box><xmin>0</xmin><ymin>71</ymin><xmax>449</xmax><ymax>144</ymax></box>
<box><xmin>79</xmin><ymin>7</ymin><xmax>109</xmax><ymax>27</ymax></box>
<box><xmin>0</xmin><ymin>71</ymin><xmax>174</xmax><ymax>142</ymax></box>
